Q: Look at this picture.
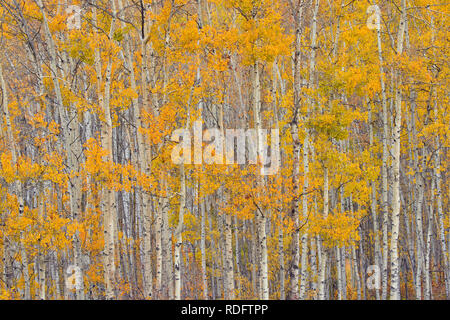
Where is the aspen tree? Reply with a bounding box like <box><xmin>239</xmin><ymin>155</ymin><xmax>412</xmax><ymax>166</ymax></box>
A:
<box><xmin>318</xmin><ymin>167</ymin><xmax>329</xmax><ymax>300</ymax></box>
<box><xmin>390</xmin><ymin>0</ymin><xmax>407</xmax><ymax>300</ymax></box>
<box><xmin>373</xmin><ymin>0</ymin><xmax>390</xmax><ymax>299</ymax></box>
<box><xmin>299</xmin><ymin>0</ymin><xmax>319</xmax><ymax>299</ymax></box>
<box><xmin>287</xmin><ymin>0</ymin><xmax>304</xmax><ymax>300</ymax></box>
<box><xmin>0</xmin><ymin>62</ymin><xmax>30</xmax><ymax>299</ymax></box>
<box><xmin>91</xmin><ymin>1</ymin><xmax>119</xmax><ymax>299</ymax></box>
<box><xmin>174</xmin><ymin>164</ymin><xmax>186</xmax><ymax>300</ymax></box>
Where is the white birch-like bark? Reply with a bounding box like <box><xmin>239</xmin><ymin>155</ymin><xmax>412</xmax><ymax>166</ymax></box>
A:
<box><xmin>373</xmin><ymin>0</ymin><xmax>390</xmax><ymax>299</ymax></box>
<box><xmin>0</xmin><ymin>57</ymin><xmax>30</xmax><ymax>300</ymax></box>
<box><xmin>414</xmin><ymin>150</ymin><xmax>425</xmax><ymax>300</ymax></box>
<box><xmin>91</xmin><ymin>2</ymin><xmax>118</xmax><ymax>299</ymax></box>
<box><xmin>288</xmin><ymin>1</ymin><xmax>304</xmax><ymax>299</ymax></box>
<box><xmin>140</xmin><ymin>26</ymin><xmax>154</xmax><ymax>304</ymax></box>
<box><xmin>200</xmin><ymin>194</ymin><xmax>208</xmax><ymax>299</ymax></box>
<box><xmin>433</xmin><ymin>100</ymin><xmax>450</xmax><ymax>298</ymax></box>
<box><xmin>38</xmin><ymin>183</ymin><xmax>46</xmax><ymax>300</ymax></box>
<box><xmin>337</xmin><ymin>246</ymin><xmax>343</xmax><ymax>300</ymax></box>
<box><xmin>174</xmin><ymin>165</ymin><xmax>186</xmax><ymax>300</ymax></box>
<box><xmin>390</xmin><ymin>0</ymin><xmax>407</xmax><ymax>300</ymax></box>
<box><xmin>224</xmin><ymin>213</ymin><xmax>235</xmax><ymax>299</ymax></box>
<box><xmin>299</xmin><ymin>0</ymin><xmax>319</xmax><ymax>300</ymax></box>
<box><xmin>368</xmin><ymin>101</ymin><xmax>381</xmax><ymax>300</ymax></box>
<box><xmin>318</xmin><ymin>168</ymin><xmax>329</xmax><ymax>300</ymax></box>
<box><xmin>424</xmin><ymin>178</ymin><xmax>434</xmax><ymax>300</ymax></box>
<box><xmin>272</xmin><ymin>61</ymin><xmax>285</xmax><ymax>300</ymax></box>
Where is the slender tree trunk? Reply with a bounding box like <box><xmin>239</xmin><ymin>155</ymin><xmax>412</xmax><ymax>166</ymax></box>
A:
<box><xmin>368</xmin><ymin>101</ymin><xmax>381</xmax><ymax>300</ymax></box>
<box><xmin>174</xmin><ymin>165</ymin><xmax>186</xmax><ymax>300</ymax></box>
<box><xmin>390</xmin><ymin>0</ymin><xmax>407</xmax><ymax>300</ymax></box>
<box><xmin>0</xmin><ymin>61</ymin><xmax>30</xmax><ymax>300</ymax></box>
<box><xmin>318</xmin><ymin>168</ymin><xmax>329</xmax><ymax>300</ymax></box>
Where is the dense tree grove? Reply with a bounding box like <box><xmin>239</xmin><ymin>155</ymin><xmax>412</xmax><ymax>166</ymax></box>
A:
<box><xmin>0</xmin><ymin>0</ymin><xmax>448</xmax><ymax>300</ymax></box>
